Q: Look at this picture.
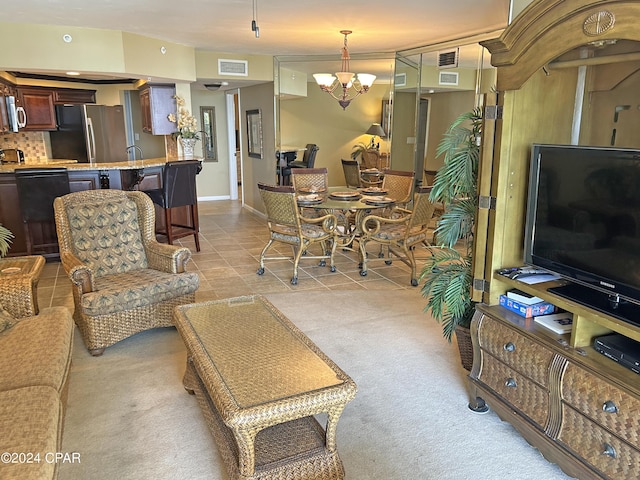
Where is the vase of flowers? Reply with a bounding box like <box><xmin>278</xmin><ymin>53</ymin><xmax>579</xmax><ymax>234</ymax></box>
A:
<box><xmin>168</xmin><ymin>95</ymin><xmax>199</xmax><ymax>158</ymax></box>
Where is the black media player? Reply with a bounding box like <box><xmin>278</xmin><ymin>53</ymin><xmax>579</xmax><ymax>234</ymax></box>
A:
<box><xmin>594</xmin><ymin>333</ymin><xmax>640</xmax><ymax>375</ymax></box>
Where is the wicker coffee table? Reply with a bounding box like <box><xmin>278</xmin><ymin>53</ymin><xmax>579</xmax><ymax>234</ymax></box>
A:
<box><xmin>173</xmin><ymin>295</ymin><xmax>357</xmax><ymax>480</ymax></box>
<box><xmin>0</xmin><ymin>255</ymin><xmax>45</xmax><ymax>317</ymax></box>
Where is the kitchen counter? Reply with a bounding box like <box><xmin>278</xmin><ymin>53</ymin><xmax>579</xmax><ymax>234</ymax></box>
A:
<box><xmin>0</xmin><ymin>156</ymin><xmax>202</xmax><ymax>257</ymax></box>
<box><xmin>0</xmin><ymin>157</ymin><xmax>199</xmax><ymax>173</ymax></box>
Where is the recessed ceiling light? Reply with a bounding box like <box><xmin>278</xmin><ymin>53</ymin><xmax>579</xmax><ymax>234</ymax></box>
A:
<box><xmin>62</xmin><ymin>34</ymin><xmax>72</xmax><ymax>43</ymax></box>
<box><xmin>66</xmin><ymin>72</ymin><xmax>81</xmax><ymax>76</ymax></box>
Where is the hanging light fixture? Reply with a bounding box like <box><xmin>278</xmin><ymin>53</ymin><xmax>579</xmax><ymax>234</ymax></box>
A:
<box><xmin>313</xmin><ymin>30</ymin><xmax>376</xmax><ymax>110</ymax></box>
<box><xmin>251</xmin><ymin>0</ymin><xmax>260</xmax><ymax>38</ymax></box>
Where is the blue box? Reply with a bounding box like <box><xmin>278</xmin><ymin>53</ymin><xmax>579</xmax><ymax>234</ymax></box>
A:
<box><xmin>499</xmin><ymin>295</ymin><xmax>556</xmax><ymax>318</ymax></box>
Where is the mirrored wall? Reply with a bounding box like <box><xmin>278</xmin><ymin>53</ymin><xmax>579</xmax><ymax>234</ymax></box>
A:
<box><xmin>274</xmin><ymin>52</ymin><xmax>395</xmax><ymax>186</ymax></box>
<box><xmin>274</xmin><ymin>31</ymin><xmax>500</xmax><ymax>187</ymax></box>
<box><xmin>393</xmin><ymin>35</ymin><xmax>497</xmax><ymax>186</ymax></box>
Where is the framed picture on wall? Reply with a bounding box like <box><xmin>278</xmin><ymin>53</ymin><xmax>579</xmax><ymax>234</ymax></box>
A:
<box><xmin>381</xmin><ymin>99</ymin><xmax>392</xmax><ymax>135</ymax></box>
<box><xmin>246</xmin><ymin>109</ymin><xmax>263</xmax><ymax>159</ymax></box>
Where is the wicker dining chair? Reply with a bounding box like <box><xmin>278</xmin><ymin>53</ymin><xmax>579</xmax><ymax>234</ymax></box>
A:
<box><xmin>341</xmin><ymin>159</ymin><xmax>382</xmax><ymax>188</ymax></box>
<box><xmin>382</xmin><ymin>169</ymin><xmax>415</xmax><ymax>207</ymax></box>
<box><xmin>290</xmin><ymin>167</ymin><xmax>328</xmax><ymax>193</ymax></box>
<box><xmin>358</xmin><ymin>186</ymin><xmax>436</xmax><ymax>286</ymax></box>
<box><xmin>257</xmin><ymin>183</ymin><xmax>339</xmax><ymax>285</ymax></box>
<box><xmin>53</xmin><ymin>189</ymin><xmax>200</xmax><ymax>356</ymax></box>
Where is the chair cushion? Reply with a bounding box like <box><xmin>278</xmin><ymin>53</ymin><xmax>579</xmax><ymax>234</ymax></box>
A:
<box><xmin>65</xmin><ymin>198</ymin><xmax>148</xmax><ymax>277</ymax></box>
<box><xmin>0</xmin><ymin>304</ymin><xmax>16</xmax><ymax>333</ymax></box>
<box><xmin>81</xmin><ymin>269</ymin><xmax>200</xmax><ymax>316</ymax></box>
<box><xmin>373</xmin><ymin>224</ymin><xmax>427</xmax><ymax>244</ymax></box>
<box><xmin>271</xmin><ymin>223</ymin><xmax>328</xmax><ymax>243</ymax></box>
<box><xmin>0</xmin><ymin>307</ymin><xmax>73</xmax><ymax>393</ymax></box>
<box><xmin>0</xmin><ymin>386</ymin><xmax>62</xmax><ymax>480</ymax></box>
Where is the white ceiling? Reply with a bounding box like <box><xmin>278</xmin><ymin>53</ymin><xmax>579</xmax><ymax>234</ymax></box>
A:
<box><xmin>3</xmin><ymin>0</ymin><xmax>510</xmax><ymax>56</ymax></box>
<box><xmin>2</xmin><ymin>0</ymin><xmax>510</xmax><ymax>89</ymax></box>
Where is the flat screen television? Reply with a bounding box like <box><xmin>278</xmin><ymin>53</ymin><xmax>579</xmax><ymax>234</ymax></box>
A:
<box><xmin>524</xmin><ymin>144</ymin><xmax>640</xmax><ymax>327</ymax></box>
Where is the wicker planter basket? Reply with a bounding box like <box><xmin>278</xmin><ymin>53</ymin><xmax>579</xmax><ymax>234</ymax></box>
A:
<box><xmin>455</xmin><ymin>325</ymin><xmax>474</xmax><ymax>371</ymax></box>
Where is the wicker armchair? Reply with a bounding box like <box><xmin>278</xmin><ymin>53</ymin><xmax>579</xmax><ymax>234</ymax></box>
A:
<box><xmin>54</xmin><ymin>189</ymin><xmax>200</xmax><ymax>356</ymax></box>
<box><xmin>358</xmin><ymin>187</ymin><xmax>436</xmax><ymax>286</ymax></box>
<box><xmin>257</xmin><ymin>183</ymin><xmax>338</xmax><ymax>285</ymax></box>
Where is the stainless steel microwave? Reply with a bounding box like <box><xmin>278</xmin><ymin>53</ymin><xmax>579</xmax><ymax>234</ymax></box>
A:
<box><xmin>5</xmin><ymin>96</ymin><xmax>26</xmax><ymax>132</ymax></box>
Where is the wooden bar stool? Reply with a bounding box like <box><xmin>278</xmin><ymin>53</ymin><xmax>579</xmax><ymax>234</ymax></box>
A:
<box><xmin>143</xmin><ymin>160</ymin><xmax>201</xmax><ymax>252</ymax></box>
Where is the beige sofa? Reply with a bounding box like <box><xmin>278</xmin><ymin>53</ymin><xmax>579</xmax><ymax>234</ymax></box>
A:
<box><xmin>0</xmin><ymin>302</ymin><xmax>74</xmax><ymax>480</ymax></box>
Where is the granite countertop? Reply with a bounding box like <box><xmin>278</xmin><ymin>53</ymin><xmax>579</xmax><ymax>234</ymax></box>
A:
<box><xmin>0</xmin><ymin>157</ymin><xmax>200</xmax><ymax>173</ymax></box>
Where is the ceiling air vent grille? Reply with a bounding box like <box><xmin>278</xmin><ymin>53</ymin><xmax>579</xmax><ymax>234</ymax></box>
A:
<box><xmin>394</xmin><ymin>73</ymin><xmax>407</xmax><ymax>87</ymax></box>
<box><xmin>218</xmin><ymin>59</ymin><xmax>248</xmax><ymax>76</ymax></box>
<box><xmin>438</xmin><ymin>49</ymin><xmax>459</xmax><ymax>69</ymax></box>
<box><xmin>439</xmin><ymin>71</ymin><xmax>459</xmax><ymax>86</ymax></box>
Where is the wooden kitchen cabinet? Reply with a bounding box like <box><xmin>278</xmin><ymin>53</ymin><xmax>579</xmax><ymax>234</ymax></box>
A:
<box><xmin>138</xmin><ymin>84</ymin><xmax>177</xmax><ymax>135</ymax></box>
<box><xmin>0</xmin><ymin>175</ymin><xmax>27</xmax><ymax>255</ymax></box>
<box><xmin>53</xmin><ymin>88</ymin><xmax>96</xmax><ymax>104</ymax></box>
<box><xmin>68</xmin><ymin>170</ymin><xmax>101</xmax><ymax>192</ymax></box>
<box><xmin>16</xmin><ymin>87</ymin><xmax>56</xmax><ymax>131</ymax></box>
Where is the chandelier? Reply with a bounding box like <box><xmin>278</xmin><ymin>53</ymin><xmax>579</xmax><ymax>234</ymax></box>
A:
<box><xmin>313</xmin><ymin>30</ymin><xmax>376</xmax><ymax>110</ymax></box>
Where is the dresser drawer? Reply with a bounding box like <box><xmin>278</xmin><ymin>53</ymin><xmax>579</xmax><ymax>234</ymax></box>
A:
<box><xmin>558</xmin><ymin>404</ymin><xmax>640</xmax><ymax>480</ymax></box>
<box><xmin>478</xmin><ymin>314</ymin><xmax>554</xmax><ymax>387</ymax></box>
<box><xmin>562</xmin><ymin>363</ymin><xmax>640</xmax><ymax>449</ymax></box>
<box><xmin>479</xmin><ymin>353</ymin><xmax>549</xmax><ymax>428</ymax></box>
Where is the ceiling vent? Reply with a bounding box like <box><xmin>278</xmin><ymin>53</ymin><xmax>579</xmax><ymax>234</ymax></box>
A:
<box><xmin>439</xmin><ymin>71</ymin><xmax>459</xmax><ymax>86</ymax></box>
<box><xmin>218</xmin><ymin>59</ymin><xmax>248</xmax><ymax>76</ymax></box>
<box><xmin>437</xmin><ymin>49</ymin><xmax>459</xmax><ymax>69</ymax></box>
<box><xmin>394</xmin><ymin>73</ymin><xmax>407</xmax><ymax>87</ymax></box>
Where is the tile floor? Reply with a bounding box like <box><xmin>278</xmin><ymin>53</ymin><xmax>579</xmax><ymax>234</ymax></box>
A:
<box><xmin>37</xmin><ymin>199</ymin><xmax>434</xmax><ymax>311</ymax></box>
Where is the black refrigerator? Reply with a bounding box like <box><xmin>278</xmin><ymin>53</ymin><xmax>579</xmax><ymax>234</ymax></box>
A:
<box><xmin>49</xmin><ymin>105</ymin><xmax>128</xmax><ymax>163</ymax></box>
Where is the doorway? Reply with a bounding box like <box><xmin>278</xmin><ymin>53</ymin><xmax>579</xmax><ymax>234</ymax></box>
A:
<box><xmin>226</xmin><ymin>89</ymin><xmax>241</xmax><ymax>202</ymax></box>
<box><xmin>415</xmin><ymin>98</ymin><xmax>429</xmax><ymax>186</ymax></box>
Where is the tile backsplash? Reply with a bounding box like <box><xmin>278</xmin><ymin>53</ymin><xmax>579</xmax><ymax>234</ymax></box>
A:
<box><xmin>0</xmin><ymin>132</ymin><xmax>49</xmax><ymax>163</ymax></box>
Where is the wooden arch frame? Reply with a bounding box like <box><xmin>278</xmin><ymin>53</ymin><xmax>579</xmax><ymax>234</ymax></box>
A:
<box><xmin>482</xmin><ymin>0</ymin><xmax>640</xmax><ymax>91</ymax></box>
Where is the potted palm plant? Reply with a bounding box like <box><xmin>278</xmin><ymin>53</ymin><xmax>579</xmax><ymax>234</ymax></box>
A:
<box><xmin>420</xmin><ymin>107</ymin><xmax>482</xmax><ymax>371</ymax></box>
<box><xmin>0</xmin><ymin>225</ymin><xmax>13</xmax><ymax>258</ymax></box>
<box><xmin>350</xmin><ymin>142</ymin><xmax>369</xmax><ymax>162</ymax></box>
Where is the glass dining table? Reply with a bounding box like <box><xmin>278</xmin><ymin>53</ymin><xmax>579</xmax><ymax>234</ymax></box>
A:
<box><xmin>297</xmin><ymin>186</ymin><xmax>396</xmax><ymax>251</ymax></box>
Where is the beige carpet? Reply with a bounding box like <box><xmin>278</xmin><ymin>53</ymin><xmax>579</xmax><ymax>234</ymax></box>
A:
<box><xmin>59</xmin><ymin>290</ymin><xmax>574</xmax><ymax>480</ymax></box>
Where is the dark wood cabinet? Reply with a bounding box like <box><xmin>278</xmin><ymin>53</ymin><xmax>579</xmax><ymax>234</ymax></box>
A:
<box><xmin>138</xmin><ymin>84</ymin><xmax>176</xmax><ymax>135</ymax></box>
<box><xmin>9</xmin><ymin>86</ymin><xmax>96</xmax><ymax>132</ymax></box>
<box><xmin>68</xmin><ymin>170</ymin><xmax>101</xmax><ymax>192</ymax></box>
<box><xmin>16</xmin><ymin>87</ymin><xmax>56</xmax><ymax>131</ymax></box>
<box><xmin>0</xmin><ymin>175</ymin><xmax>27</xmax><ymax>255</ymax></box>
<box><xmin>53</xmin><ymin>88</ymin><xmax>96</xmax><ymax>105</ymax></box>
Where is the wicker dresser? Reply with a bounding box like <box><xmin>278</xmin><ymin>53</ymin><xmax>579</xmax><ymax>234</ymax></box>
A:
<box><xmin>468</xmin><ymin>304</ymin><xmax>640</xmax><ymax>480</ymax></box>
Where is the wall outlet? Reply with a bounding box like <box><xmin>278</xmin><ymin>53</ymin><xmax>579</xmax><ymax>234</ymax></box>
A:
<box><xmin>406</xmin><ymin>137</ymin><xmax>416</xmax><ymax>144</ymax></box>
